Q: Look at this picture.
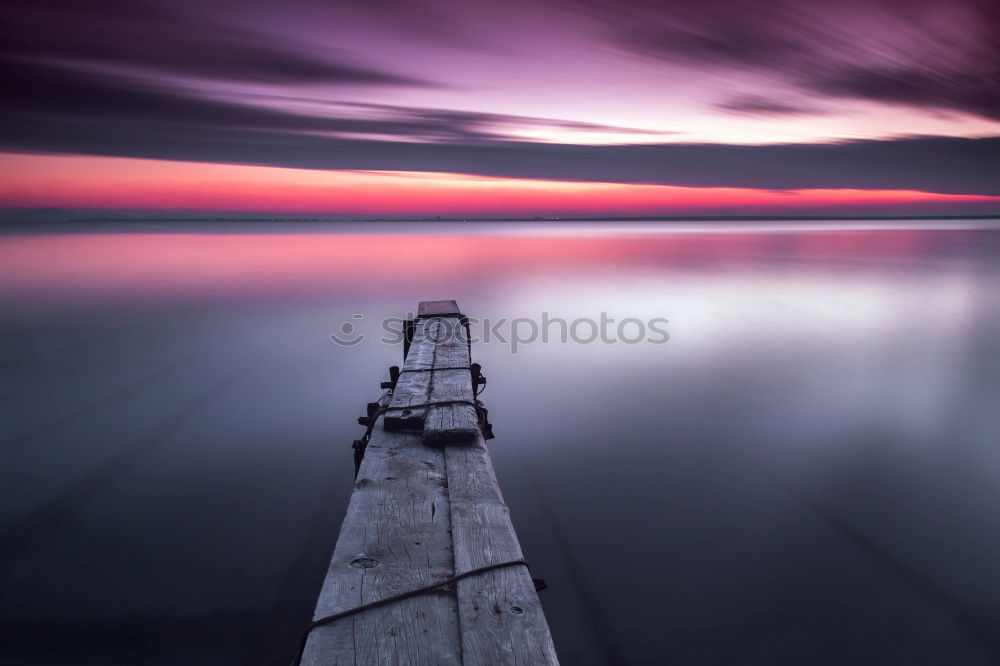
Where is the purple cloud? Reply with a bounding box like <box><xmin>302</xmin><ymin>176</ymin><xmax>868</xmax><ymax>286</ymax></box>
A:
<box><xmin>568</xmin><ymin>0</ymin><xmax>1000</xmax><ymax>120</ymax></box>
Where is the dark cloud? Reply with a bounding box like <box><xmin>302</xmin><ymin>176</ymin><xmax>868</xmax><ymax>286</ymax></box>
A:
<box><xmin>807</xmin><ymin>66</ymin><xmax>1000</xmax><ymax>122</ymax></box>
<box><xmin>1</xmin><ymin>0</ymin><xmax>997</xmax><ymax>198</ymax></box>
<box><xmin>575</xmin><ymin>0</ymin><xmax>814</xmax><ymax>69</ymax></box>
<box><xmin>1</xmin><ymin>60</ymin><xmax>443</xmax><ymax>137</ymax></box>
<box><xmin>2</xmin><ymin>63</ymin><xmax>997</xmax><ymax>196</ymax></box>
<box><xmin>0</xmin><ymin>0</ymin><xmax>426</xmax><ymax>86</ymax></box>
<box><xmin>715</xmin><ymin>95</ymin><xmax>821</xmax><ymax>116</ymax></box>
<box><xmin>569</xmin><ymin>0</ymin><xmax>1000</xmax><ymax>121</ymax></box>
<box><xmin>334</xmin><ymin>102</ymin><xmax>677</xmax><ymax>137</ymax></box>
<box><xmin>1</xmin><ymin>59</ymin><xmax>669</xmax><ymax>145</ymax></box>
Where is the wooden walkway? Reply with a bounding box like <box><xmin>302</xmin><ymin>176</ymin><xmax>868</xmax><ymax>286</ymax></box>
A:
<box><xmin>299</xmin><ymin>301</ymin><xmax>558</xmax><ymax>665</ymax></box>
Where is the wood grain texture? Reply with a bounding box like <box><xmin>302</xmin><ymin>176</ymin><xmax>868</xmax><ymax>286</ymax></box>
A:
<box><xmin>422</xmin><ymin>317</ymin><xmax>478</xmax><ymax>445</ymax></box>
<box><xmin>384</xmin><ymin>319</ymin><xmax>436</xmax><ymax>429</ymax></box>
<box><xmin>303</xmin><ymin>427</ymin><xmax>558</xmax><ymax>665</ymax></box>
<box><xmin>428</xmin><ymin>320</ymin><xmax>470</xmax><ymax>369</ymax></box>
<box><xmin>418</xmin><ymin>300</ymin><xmax>462</xmax><ymax>317</ymax></box>
<box><xmin>304</xmin><ymin>301</ymin><xmax>557</xmax><ymax>664</ymax></box>
<box><xmin>424</xmin><ymin>368</ymin><xmax>479</xmax><ymax>446</ymax></box>
<box><xmin>385</xmin><ymin>316</ymin><xmax>477</xmax><ymax>444</ymax></box>
<box><xmin>446</xmin><ymin>436</ymin><xmax>559</xmax><ymax>665</ymax></box>
<box><xmin>403</xmin><ymin>318</ymin><xmax>439</xmax><ymax>371</ymax></box>
<box><xmin>300</xmin><ymin>427</ymin><xmax>461</xmax><ymax>665</ymax></box>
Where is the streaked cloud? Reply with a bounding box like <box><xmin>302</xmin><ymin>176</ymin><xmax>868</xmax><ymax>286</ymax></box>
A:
<box><xmin>1</xmin><ymin>0</ymin><xmax>427</xmax><ymax>86</ymax></box>
<box><xmin>715</xmin><ymin>96</ymin><xmax>822</xmax><ymax>117</ymax></box>
<box><xmin>1</xmin><ymin>0</ymin><xmax>998</xmax><ymax>208</ymax></box>
<box><xmin>568</xmin><ymin>0</ymin><xmax>1000</xmax><ymax>120</ymax></box>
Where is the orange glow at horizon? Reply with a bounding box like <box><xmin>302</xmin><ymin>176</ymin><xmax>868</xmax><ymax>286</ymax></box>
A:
<box><xmin>1</xmin><ymin>153</ymin><xmax>998</xmax><ymax>216</ymax></box>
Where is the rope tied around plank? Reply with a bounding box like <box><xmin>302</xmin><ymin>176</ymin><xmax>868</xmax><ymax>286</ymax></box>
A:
<box><xmin>387</xmin><ymin>399</ymin><xmax>494</xmax><ymax>440</ymax></box>
<box><xmin>291</xmin><ymin>558</ymin><xmax>530</xmax><ymax>665</ymax></box>
<box><xmin>393</xmin><ymin>398</ymin><xmax>478</xmax><ymax>411</ymax></box>
<box><xmin>400</xmin><ymin>364</ymin><xmax>487</xmax><ymax>397</ymax></box>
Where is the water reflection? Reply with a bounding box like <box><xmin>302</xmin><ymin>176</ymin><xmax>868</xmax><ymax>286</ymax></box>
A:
<box><xmin>1</xmin><ymin>221</ymin><xmax>999</xmax><ymax>664</ymax></box>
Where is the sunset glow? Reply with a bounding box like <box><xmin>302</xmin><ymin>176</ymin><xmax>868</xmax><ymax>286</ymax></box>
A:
<box><xmin>2</xmin><ymin>0</ymin><xmax>998</xmax><ymax>218</ymax></box>
<box><xmin>2</xmin><ymin>153</ymin><xmax>997</xmax><ymax>217</ymax></box>
<box><xmin>3</xmin><ymin>2</ymin><xmax>1000</xmax><ymax>662</ymax></box>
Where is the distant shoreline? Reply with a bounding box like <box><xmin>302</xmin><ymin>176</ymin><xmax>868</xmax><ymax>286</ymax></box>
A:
<box><xmin>4</xmin><ymin>214</ymin><xmax>999</xmax><ymax>224</ymax></box>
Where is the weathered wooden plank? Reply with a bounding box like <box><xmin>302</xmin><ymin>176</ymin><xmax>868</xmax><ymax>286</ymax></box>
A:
<box><xmin>432</xmin><ymin>334</ymin><xmax>471</xmax><ymax>368</ymax></box>
<box><xmin>415</xmin><ymin>313</ymin><xmax>479</xmax><ymax>445</ymax></box>
<box><xmin>304</xmin><ymin>301</ymin><xmax>557</xmax><ymax>665</ymax></box>
<box><xmin>300</xmin><ymin>428</ymin><xmax>461</xmax><ymax>665</ymax></box>
<box><xmin>424</xmin><ymin>368</ymin><xmax>479</xmax><ymax>446</ymax></box>
<box><xmin>384</xmin><ymin>319</ymin><xmax>436</xmax><ymax>429</ymax></box>
<box><xmin>418</xmin><ymin>300</ymin><xmax>462</xmax><ymax>317</ymax></box>
<box><xmin>403</xmin><ymin>318</ymin><xmax>440</xmax><ymax>371</ymax></box>
<box><xmin>446</xmin><ymin>435</ymin><xmax>559</xmax><ymax>665</ymax></box>
<box><xmin>386</xmin><ymin>315</ymin><xmax>475</xmax><ymax>439</ymax></box>
<box><xmin>383</xmin><ymin>374</ymin><xmax>431</xmax><ymax>430</ymax></box>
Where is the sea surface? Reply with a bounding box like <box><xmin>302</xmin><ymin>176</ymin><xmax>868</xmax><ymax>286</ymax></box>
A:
<box><xmin>2</xmin><ymin>219</ymin><xmax>999</xmax><ymax>665</ymax></box>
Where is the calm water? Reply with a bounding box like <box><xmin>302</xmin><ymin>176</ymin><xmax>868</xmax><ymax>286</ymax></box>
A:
<box><xmin>2</xmin><ymin>220</ymin><xmax>999</xmax><ymax>665</ymax></box>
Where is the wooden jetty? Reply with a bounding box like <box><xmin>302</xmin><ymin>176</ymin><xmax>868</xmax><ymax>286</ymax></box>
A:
<box><xmin>297</xmin><ymin>300</ymin><xmax>559</xmax><ymax>665</ymax></box>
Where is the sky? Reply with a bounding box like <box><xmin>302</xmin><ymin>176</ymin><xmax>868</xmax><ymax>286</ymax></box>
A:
<box><xmin>1</xmin><ymin>0</ymin><xmax>999</xmax><ymax>217</ymax></box>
